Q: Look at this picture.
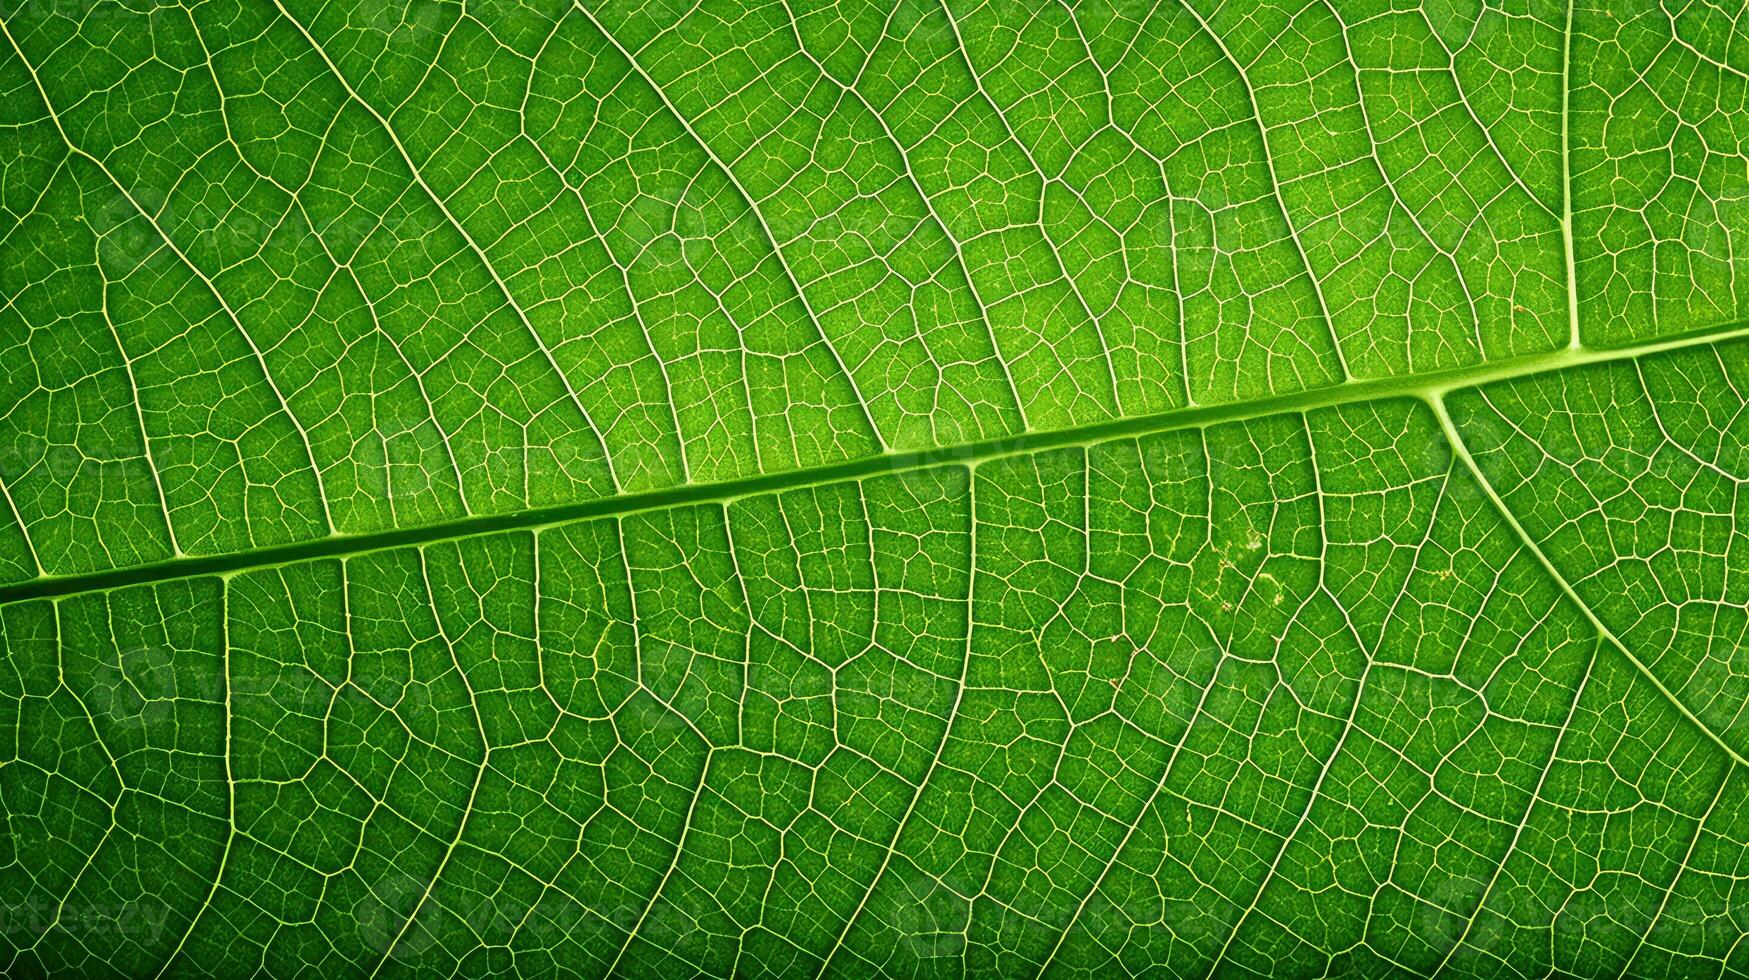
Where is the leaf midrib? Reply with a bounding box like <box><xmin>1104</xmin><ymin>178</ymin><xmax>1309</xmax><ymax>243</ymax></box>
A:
<box><xmin>4</xmin><ymin>317</ymin><xmax>1746</xmax><ymax>607</ymax></box>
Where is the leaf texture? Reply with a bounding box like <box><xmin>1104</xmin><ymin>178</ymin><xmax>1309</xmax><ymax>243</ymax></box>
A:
<box><xmin>2</xmin><ymin>0</ymin><xmax>1749</xmax><ymax>976</ymax></box>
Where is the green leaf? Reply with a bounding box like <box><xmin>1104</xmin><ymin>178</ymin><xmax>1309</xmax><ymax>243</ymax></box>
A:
<box><xmin>2</xmin><ymin>0</ymin><xmax>1748</xmax><ymax>976</ymax></box>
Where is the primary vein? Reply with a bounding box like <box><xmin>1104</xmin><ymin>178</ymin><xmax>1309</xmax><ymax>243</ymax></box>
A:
<box><xmin>2</xmin><ymin>317</ymin><xmax>1747</xmax><ymax>607</ymax></box>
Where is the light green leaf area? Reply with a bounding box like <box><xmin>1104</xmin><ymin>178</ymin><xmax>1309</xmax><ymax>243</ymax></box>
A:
<box><xmin>2</xmin><ymin>0</ymin><xmax>1749</xmax><ymax>976</ymax></box>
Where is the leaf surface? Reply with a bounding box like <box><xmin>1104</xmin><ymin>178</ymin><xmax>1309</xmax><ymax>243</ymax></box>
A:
<box><xmin>2</xmin><ymin>0</ymin><xmax>1749</xmax><ymax>976</ymax></box>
